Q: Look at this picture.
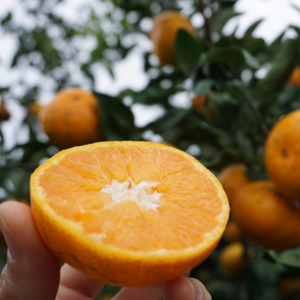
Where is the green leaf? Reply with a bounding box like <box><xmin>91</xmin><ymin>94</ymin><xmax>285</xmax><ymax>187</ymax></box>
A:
<box><xmin>193</xmin><ymin>79</ymin><xmax>215</xmax><ymax>96</ymax></box>
<box><xmin>266</xmin><ymin>31</ymin><xmax>286</xmax><ymax>59</ymax></box>
<box><xmin>1</xmin><ymin>12</ymin><xmax>12</xmax><ymax>25</ymax></box>
<box><xmin>147</xmin><ymin>109</ymin><xmax>189</xmax><ymax>132</ymax></box>
<box><xmin>291</xmin><ymin>2</ymin><xmax>300</xmax><ymax>14</ymax></box>
<box><xmin>290</xmin><ymin>25</ymin><xmax>300</xmax><ymax>36</ymax></box>
<box><xmin>118</xmin><ymin>88</ymin><xmax>135</xmax><ymax>99</ymax></box>
<box><xmin>255</xmin><ymin>38</ymin><xmax>300</xmax><ymax>106</ymax></box>
<box><xmin>210</xmin><ymin>92</ymin><xmax>239</xmax><ymax>105</ymax></box>
<box><xmin>244</xmin><ymin>19</ymin><xmax>264</xmax><ymax>37</ymax></box>
<box><xmin>94</xmin><ymin>92</ymin><xmax>136</xmax><ymax>141</ymax></box>
<box><xmin>237</xmin><ymin>37</ymin><xmax>266</xmax><ymax>54</ymax></box>
<box><xmin>241</xmin><ymin>49</ymin><xmax>261</xmax><ymax>69</ymax></box>
<box><xmin>268</xmin><ymin>246</ymin><xmax>300</xmax><ymax>267</ymax></box>
<box><xmin>0</xmin><ymin>87</ymin><xmax>9</xmax><ymax>94</ymax></box>
<box><xmin>207</xmin><ymin>46</ymin><xmax>260</xmax><ymax>69</ymax></box>
<box><xmin>211</xmin><ymin>8</ymin><xmax>242</xmax><ymax>34</ymax></box>
<box><xmin>175</xmin><ymin>29</ymin><xmax>201</xmax><ymax>76</ymax></box>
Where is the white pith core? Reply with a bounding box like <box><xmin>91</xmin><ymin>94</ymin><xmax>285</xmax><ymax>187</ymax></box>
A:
<box><xmin>100</xmin><ymin>178</ymin><xmax>163</xmax><ymax>211</ymax></box>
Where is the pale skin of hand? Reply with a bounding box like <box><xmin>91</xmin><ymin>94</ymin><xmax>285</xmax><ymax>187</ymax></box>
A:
<box><xmin>0</xmin><ymin>201</ymin><xmax>212</xmax><ymax>300</ymax></box>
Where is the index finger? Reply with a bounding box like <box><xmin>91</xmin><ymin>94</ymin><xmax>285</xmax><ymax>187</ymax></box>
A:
<box><xmin>57</xmin><ymin>264</ymin><xmax>105</xmax><ymax>300</ymax></box>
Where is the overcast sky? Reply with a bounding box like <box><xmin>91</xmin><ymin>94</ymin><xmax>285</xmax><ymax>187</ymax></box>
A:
<box><xmin>1</xmin><ymin>0</ymin><xmax>300</xmax><ymax>149</ymax></box>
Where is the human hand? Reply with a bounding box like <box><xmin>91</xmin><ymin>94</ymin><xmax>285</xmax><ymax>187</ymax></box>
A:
<box><xmin>0</xmin><ymin>200</ymin><xmax>211</xmax><ymax>300</ymax></box>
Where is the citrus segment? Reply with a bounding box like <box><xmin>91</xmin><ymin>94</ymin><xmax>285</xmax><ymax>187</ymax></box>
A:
<box><xmin>31</xmin><ymin>141</ymin><xmax>229</xmax><ymax>286</ymax></box>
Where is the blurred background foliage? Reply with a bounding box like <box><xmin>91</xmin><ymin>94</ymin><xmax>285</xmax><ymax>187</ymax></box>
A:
<box><xmin>1</xmin><ymin>0</ymin><xmax>300</xmax><ymax>299</ymax></box>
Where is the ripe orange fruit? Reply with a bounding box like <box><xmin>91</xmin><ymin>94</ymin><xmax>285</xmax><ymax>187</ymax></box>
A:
<box><xmin>39</xmin><ymin>88</ymin><xmax>102</xmax><ymax>149</ymax></box>
<box><xmin>149</xmin><ymin>11</ymin><xmax>194</xmax><ymax>65</ymax></box>
<box><xmin>218</xmin><ymin>164</ymin><xmax>249</xmax><ymax>205</ymax></box>
<box><xmin>231</xmin><ymin>181</ymin><xmax>300</xmax><ymax>250</ymax></box>
<box><xmin>192</xmin><ymin>96</ymin><xmax>206</xmax><ymax>113</ymax></box>
<box><xmin>288</xmin><ymin>66</ymin><xmax>300</xmax><ymax>86</ymax></box>
<box><xmin>192</xmin><ymin>94</ymin><xmax>216</xmax><ymax>118</ymax></box>
<box><xmin>223</xmin><ymin>220</ymin><xmax>242</xmax><ymax>242</ymax></box>
<box><xmin>264</xmin><ymin>110</ymin><xmax>300</xmax><ymax>200</ymax></box>
<box><xmin>31</xmin><ymin>141</ymin><xmax>229</xmax><ymax>286</ymax></box>
<box><xmin>219</xmin><ymin>242</ymin><xmax>245</xmax><ymax>276</ymax></box>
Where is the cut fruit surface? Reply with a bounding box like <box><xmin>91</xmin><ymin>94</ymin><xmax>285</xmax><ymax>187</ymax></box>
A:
<box><xmin>31</xmin><ymin>141</ymin><xmax>229</xmax><ymax>286</ymax></box>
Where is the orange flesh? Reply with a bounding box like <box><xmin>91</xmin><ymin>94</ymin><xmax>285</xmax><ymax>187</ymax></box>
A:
<box><xmin>38</xmin><ymin>144</ymin><xmax>222</xmax><ymax>252</ymax></box>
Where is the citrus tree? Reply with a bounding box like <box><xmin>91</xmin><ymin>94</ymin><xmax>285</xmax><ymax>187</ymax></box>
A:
<box><xmin>1</xmin><ymin>0</ymin><xmax>300</xmax><ymax>299</ymax></box>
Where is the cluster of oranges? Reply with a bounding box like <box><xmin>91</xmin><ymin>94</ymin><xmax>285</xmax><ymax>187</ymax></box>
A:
<box><xmin>218</xmin><ymin>109</ymin><xmax>300</xmax><ymax>276</ymax></box>
<box><xmin>12</xmin><ymin>10</ymin><xmax>300</xmax><ymax>288</ymax></box>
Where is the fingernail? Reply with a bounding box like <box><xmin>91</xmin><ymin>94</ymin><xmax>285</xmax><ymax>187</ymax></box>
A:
<box><xmin>184</xmin><ymin>277</ymin><xmax>210</xmax><ymax>300</ymax></box>
<box><xmin>0</xmin><ymin>211</ymin><xmax>22</xmax><ymax>263</ymax></box>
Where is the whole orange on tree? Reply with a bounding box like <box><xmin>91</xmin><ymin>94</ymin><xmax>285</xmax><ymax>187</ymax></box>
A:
<box><xmin>39</xmin><ymin>88</ymin><xmax>102</xmax><ymax>149</ymax></box>
<box><xmin>218</xmin><ymin>164</ymin><xmax>249</xmax><ymax>205</ymax></box>
<box><xmin>219</xmin><ymin>242</ymin><xmax>245</xmax><ymax>276</ymax></box>
<box><xmin>264</xmin><ymin>110</ymin><xmax>300</xmax><ymax>200</ymax></box>
<box><xmin>231</xmin><ymin>181</ymin><xmax>300</xmax><ymax>250</ymax></box>
<box><xmin>223</xmin><ymin>220</ymin><xmax>242</xmax><ymax>242</ymax></box>
<box><xmin>149</xmin><ymin>10</ymin><xmax>194</xmax><ymax>65</ymax></box>
<box><xmin>288</xmin><ymin>66</ymin><xmax>300</xmax><ymax>86</ymax></box>
<box><xmin>192</xmin><ymin>95</ymin><xmax>207</xmax><ymax>113</ymax></box>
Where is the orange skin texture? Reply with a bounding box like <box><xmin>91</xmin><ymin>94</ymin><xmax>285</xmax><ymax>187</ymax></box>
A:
<box><xmin>223</xmin><ymin>220</ymin><xmax>242</xmax><ymax>242</ymax></box>
<box><xmin>156</xmin><ymin>141</ymin><xmax>176</xmax><ymax>148</ymax></box>
<box><xmin>219</xmin><ymin>242</ymin><xmax>245</xmax><ymax>276</ymax></box>
<box><xmin>265</xmin><ymin>110</ymin><xmax>300</xmax><ymax>200</ymax></box>
<box><xmin>288</xmin><ymin>66</ymin><xmax>300</xmax><ymax>86</ymax></box>
<box><xmin>149</xmin><ymin>11</ymin><xmax>194</xmax><ymax>65</ymax></box>
<box><xmin>30</xmin><ymin>141</ymin><xmax>229</xmax><ymax>287</ymax></box>
<box><xmin>40</xmin><ymin>88</ymin><xmax>102</xmax><ymax>149</ymax></box>
<box><xmin>218</xmin><ymin>164</ymin><xmax>249</xmax><ymax>205</ymax></box>
<box><xmin>231</xmin><ymin>181</ymin><xmax>300</xmax><ymax>250</ymax></box>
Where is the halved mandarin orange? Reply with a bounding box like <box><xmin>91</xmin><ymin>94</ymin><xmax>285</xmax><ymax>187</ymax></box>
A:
<box><xmin>30</xmin><ymin>141</ymin><xmax>229</xmax><ymax>286</ymax></box>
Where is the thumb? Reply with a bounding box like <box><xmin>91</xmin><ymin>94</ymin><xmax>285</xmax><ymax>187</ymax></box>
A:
<box><xmin>0</xmin><ymin>201</ymin><xmax>61</xmax><ymax>300</ymax></box>
<box><xmin>164</xmin><ymin>276</ymin><xmax>212</xmax><ymax>300</ymax></box>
